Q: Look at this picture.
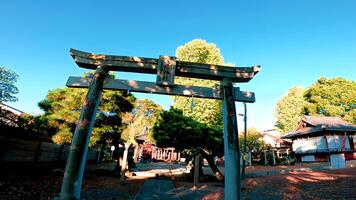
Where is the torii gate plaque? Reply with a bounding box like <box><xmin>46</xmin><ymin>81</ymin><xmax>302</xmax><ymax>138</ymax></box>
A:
<box><xmin>59</xmin><ymin>49</ymin><xmax>260</xmax><ymax>200</ymax></box>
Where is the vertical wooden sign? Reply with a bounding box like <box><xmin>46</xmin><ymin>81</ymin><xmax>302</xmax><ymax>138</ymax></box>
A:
<box><xmin>156</xmin><ymin>55</ymin><xmax>176</xmax><ymax>86</ymax></box>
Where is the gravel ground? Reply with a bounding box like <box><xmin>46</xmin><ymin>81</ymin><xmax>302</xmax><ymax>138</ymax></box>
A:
<box><xmin>176</xmin><ymin>168</ymin><xmax>356</xmax><ymax>200</ymax></box>
<box><xmin>242</xmin><ymin>168</ymin><xmax>356</xmax><ymax>200</ymax></box>
<box><xmin>0</xmin><ymin>167</ymin><xmax>144</xmax><ymax>200</ymax></box>
<box><xmin>0</xmin><ymin>169</ymin><xmax>62</xmax><ymax>200</ymax></box>
<box><xmin>1</xmin><ymin>164</ymin><xmax>355</xmax><ymax>200</ymax></box>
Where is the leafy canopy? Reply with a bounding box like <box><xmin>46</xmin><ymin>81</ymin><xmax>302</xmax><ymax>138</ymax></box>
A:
<box><xmin>275</xmin><ymin>87</ymin><xmax>305</xmax><ymax>133</ymax></box>
<box><xmin>153</xmin><ymin>107</ymin><xmax>223</xmax><ymax>154</ymax></box>
<box><xmin>304</xmin><ymin>77</ymin><xmax>356</xmax><ymax>124</ymax></box>
<box><xmin>174</xmin><ymin>39</ymin><xmax>225</xmax><ymax>129</ymax></box>
<box><xmin>0</xmin><ymin>67</ymin><xmax>19</xmax><ymax>102</ymax></box>
<box><xmin>47</xmin><ymin>88</ymin><xmax>133</xmax><ymax>146</ymax></box>
<box><xmin>21</xmin><ymin>73</ymin><xmax>135</xmax><ymax>146</ymax></box>
<box><xmin>239</xmin><ymin>127</ymin><xmax>266</xmax><ymax>152</ymax></box>
<box><xmin>275</xmin><ymin>77</ymin><xmax>356</xmax><ymax>134</ymax></box>
<box><xmin>121</xmin><ymin>99</ymin><xmax>162</xmax><ymax>145</ymax></box>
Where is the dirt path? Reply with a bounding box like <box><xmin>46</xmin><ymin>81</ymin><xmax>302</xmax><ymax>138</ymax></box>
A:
<box><xmin>0</xmin><ymin>167</ymin><xmax>144</xmax><ymax>200</ymax></box>
<box><xmin>176</xmin><ymin>168</ymin><xmax>356</xmax><ymax>200</ymax></box>
<box><xmin>242</xmin><ymin>168</ymin><xmax>356</xmax><ymax>200</ymax></box>
<box><xmin>1</xmin><ymin>162</ymin><xmax>355</xmax><ymax>200</ymax></box>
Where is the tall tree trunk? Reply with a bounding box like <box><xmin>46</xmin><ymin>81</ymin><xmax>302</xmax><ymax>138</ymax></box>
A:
<box><xmin>199</xmin><ymin>149</ymin><xmax>224</xmax><ymax>184</ymax></box>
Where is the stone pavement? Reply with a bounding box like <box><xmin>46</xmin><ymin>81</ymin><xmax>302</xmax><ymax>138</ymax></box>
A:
<box><xmin>202</xmin><ymin>162</ymin><xmax>332</xmax><ymax>178</ymax></box>
<box><xmin>244</xmin><ymin>165</ymin><xmax>331</xmax><ymax>178</ymax></box>
<box><xmin>131</xmin><ymin>162</ymin><xmax>189</xmax><ymax>178</ymax></box>
<box><xmin>133</xmin><ymin>179</ymin><xmax>180</xmax><ymax>200</ymax></box>
<box><xmin>176</xmin><ymin>183</ymin><xmax>224</xmax><ymax>200</ymax></box>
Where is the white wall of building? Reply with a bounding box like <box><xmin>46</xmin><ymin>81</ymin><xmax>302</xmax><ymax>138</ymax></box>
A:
<box><xmin>326</xmin><ymin>135</ymin><xmax>350</xmax><ymax>150</ymax></box>
<box><xmin>293</xmin><ymin>134</ymin><xmax>351</xmax><ymax>153</ymax></box>
<box><xmin>292</xmin><ymin>136</ymin><xmax>327</xmax><ymax>153</ymax></box>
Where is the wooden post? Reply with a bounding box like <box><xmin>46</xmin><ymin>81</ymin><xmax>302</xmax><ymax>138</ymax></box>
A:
<box><xmin>248</xmin><ymin>151</ymin><xmax>252</xmax><ymax>166</ymax></box>
<box><xmin>139</xmin><ymin>145</ymin><xmax>143</xmax><ymax>161</ymax></box>
<box><xmin>264</xmin><ymin>150</ymin><xmax>268</xmax><ymax>165</ymax></box>
<box><xmin>272</xmin><ymin>150</ymin><xmax>276</xmax><ymax>165</ymax></box>
<box><xmin>59</xmin><ymin>65</ymin><xmax>108</xmax><ymax>200</ymax></box>
<box><xmin>152</xmin><ymin>147</ymin><xmax>156</xmax><ymax>160</ymax></box>
<box><xmin>222</xmin><ymin>79</ymin><xmax>241</xmax><ymax>200</ymax></box>
<box><xmin>133</xmin><ymin>145</ymin><xmax>139</xmax><ymax>162</ymax></box>
<box><xmin>110</xmin><ymin>149</ymin><xmax>114</xmax><ymax>159</ymax></box>
<box><xmin>286</xmin><ymin>149</ymin><xmax>290</xmax><ymax>165</ymax></box>
<box><xmin>241</xmin><ymin>102</ymin><xmax>247</xmax><ymax>178</ymax></box>
<box><xmin>193</xmin><ymin>154</ymin><xmax>200</xmax><ymax>188</ymax></box>
<box><xmin>120</xmin><ymin>143</ymin><xmax>129</xmax><ymax>185</ymax></box>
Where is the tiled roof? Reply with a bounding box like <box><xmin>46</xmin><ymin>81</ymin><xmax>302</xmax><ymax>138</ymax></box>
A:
<box><xmin>282</xmin><ymin>115</ymin><xmax>356</xmax><ymax>139</ymax></box>
<box><xmin>135</xmin><ymin>133</ymin><xmax>147</xmax><ymax>141</ymax></box>
<box><xmin>261</xmin><ymin>129</ymin><xmax>282</xmax><ymax>140</ymax></box>
<box><xmin>303</xmin><ymin>115</ymin><xmax>354</xmax><ymax>127</ymax></box>
<box><xmin>0</xmin><ymin>102</ymin><xmax>25</xmax><ymax>115</ymax></box>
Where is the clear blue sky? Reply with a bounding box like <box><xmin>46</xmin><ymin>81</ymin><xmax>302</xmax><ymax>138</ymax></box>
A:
<box><xmin>1</xmin><ymin>0</ymin><xmax>355</xmax><ymax>131</ymax></box>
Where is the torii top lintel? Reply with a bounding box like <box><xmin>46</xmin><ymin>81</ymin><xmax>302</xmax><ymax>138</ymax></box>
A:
<box><xmin>70</xmin><ymin>49</ymin><xmax>260</xmax><ymax>83</ymax></box>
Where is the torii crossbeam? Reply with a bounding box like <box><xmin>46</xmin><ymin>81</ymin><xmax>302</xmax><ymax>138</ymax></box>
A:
<box><xmin>59</xmin><ymin>49</ymin><xmax>260</xmax><ymax>200</ymax></box>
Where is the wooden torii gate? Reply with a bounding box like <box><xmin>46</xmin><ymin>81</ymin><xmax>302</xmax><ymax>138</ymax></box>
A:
<box><xmin>59</xmin><ymin>48</ymin><xmax>260</xmax><ymax>200</ymax></box>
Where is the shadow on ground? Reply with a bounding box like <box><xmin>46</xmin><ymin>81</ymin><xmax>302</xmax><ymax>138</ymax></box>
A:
<box><xmin>1</xmin><ymin>162</ymin><xmax>355</xmax><ymax>200</ymax></box>
<box><xmin>242</xmin><ymin>168</ymin><xmax>356</xmax><ymax>200</ymax></box>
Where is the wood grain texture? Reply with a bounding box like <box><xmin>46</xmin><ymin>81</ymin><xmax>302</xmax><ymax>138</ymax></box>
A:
<box><xmin>66</xmin><ymin>76</ymin><xmax>256</xmax><ymax>103</ymax></box>
<box><xmin>156</xmin><ymin>55</ymin><xmax>176</xmax><ymax>86</ymax></box>
<box><xmin>70</xmin><ymin>48</ymin><xmax>260</xmax><ymax>83</ymax></box>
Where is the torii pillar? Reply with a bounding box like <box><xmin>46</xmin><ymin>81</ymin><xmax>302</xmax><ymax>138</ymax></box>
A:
<box><xmin>222</xmin><ymin>79</ymin><xmax>240</xmax><ymax>199</ymax></box>
<box><xmin>59</xmin><ymin>66</ymin><xmax>108</xmax><ymax>199</ymax></box>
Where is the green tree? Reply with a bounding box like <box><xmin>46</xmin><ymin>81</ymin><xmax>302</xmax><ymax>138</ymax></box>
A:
<box><xmin>121</xmin><ymin>99</ymin><xmax>162</xmax><ymax>144</ymax></box>
<box><xmin>153</xmin><ymin>107</ymin><xmax>223</xmax><ymax>153</ymax></box>
<box><xmin>173</xmin><ymin>39</ymin><xmax>225</xmax><ymax>129</ymax></box>
<box><xmin>304</xmin><ymin>77</ymin><xmax>356</xmax><ymax>124</ymax></box>
<box><xmin>0</xmin><ymin>67</ymin><xmax>19</xmax><ymax>102</ymax></box>
<box><xmin>275</xmin><ymin>77</ymin><xmax>356</xmax><ymax>133</ymax></box>
<box><xmin>239</xmin><ymin>128</ymin><xmax>266</xmax><ymax>152</ymax></box>
<box><xmin>21</xmin><ymin>73</ymin><xmax>135</xmax><ymax>146</ymax></box>
<box><xmin>275</xmin><ymin>87</ymin><xmax>306</xmax><ymax>133</ymax></box>
<box><xmin>153</xmin><ymin>108</ymin><xmax>225</xmax><ymax>182</ymax></box>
